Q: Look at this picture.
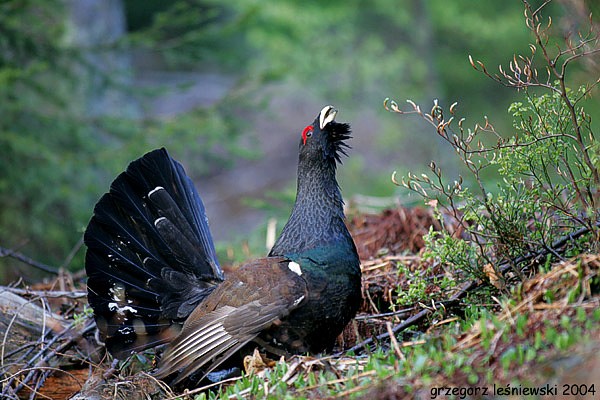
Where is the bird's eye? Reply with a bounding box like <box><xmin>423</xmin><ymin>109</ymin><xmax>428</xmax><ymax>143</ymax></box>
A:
<box><xmin>302</xmin><ymin>125</ymin><xmax>313</xmax><ymax>145</ymax></box>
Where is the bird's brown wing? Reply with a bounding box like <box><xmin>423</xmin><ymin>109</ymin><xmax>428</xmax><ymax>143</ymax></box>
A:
<box><xmin>154</xmin><ymin>258</ymin><xmax>307</xmax><ymax>384</ymax></box>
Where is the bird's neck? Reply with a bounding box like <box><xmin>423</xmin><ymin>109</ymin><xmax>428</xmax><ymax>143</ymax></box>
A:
<box><xmin>270</xmin><ymin>161</ymin><xmax>351</xmax><ymax>256</ymax></box>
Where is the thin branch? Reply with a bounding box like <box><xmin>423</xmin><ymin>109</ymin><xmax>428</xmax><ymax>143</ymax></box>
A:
<box><xmin>10</xmin><ymin>322</ymin><xmax>96</xmax><ymax>396</ymax></box>
<box><xmin>354</xmin><ymin>307</ymin><xmax>415</xmax><ymax>321</ymax></box>
<box><xmin>60</xmin><ymin>237</ymin><xmax>84</xmax><ymax>270</ymax></box>
<box><xmin>0</xmin><ymin>247</ymin><xmax>59</xmax><ymax>275</ymax></box>
<box><xmin>0</xmin><ymin>287</ymin><xmax>87</xmax><ymax>299</ymax></box>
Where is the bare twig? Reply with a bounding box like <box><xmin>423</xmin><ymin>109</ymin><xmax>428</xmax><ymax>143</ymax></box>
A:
<box><xmin>1</xmin><ymin>287</ymin><xmax>87</xmax><ymax>299</ymax></box>
<box><xmin>60</xmin><ymin>237</ymin><xmax>84</xmax><ymax>270</ymax></box>
<box><xmin>163</xmin><ymin>375</ymin><xmax>244</xmax><ymax>400</ymax></box>
<box><xmin>354</xmin><ymin>307</ymin><xmax>415</xmax><ymax>321</ymax></box>
<box><xmin>10</xmin><ymin>322</ymin><xmax>95</xmax><ymax>396</ymax></box>
<box><xmin>0</xmin><ymin>247</ymin><xmax>59</xmax><ymax>275</ymax></box>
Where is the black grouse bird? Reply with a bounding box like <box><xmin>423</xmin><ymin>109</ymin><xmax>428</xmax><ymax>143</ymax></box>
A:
<box><xmin>84</xmin><ymin>105</ymin><xmax>361</xmax><ymax>384</ymax></box>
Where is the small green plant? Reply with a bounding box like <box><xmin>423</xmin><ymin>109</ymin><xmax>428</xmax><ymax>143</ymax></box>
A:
<box><xmin>386</xmin><ymin>0</ymin><xmax>600</xmax><ymax>285</ymax></box>
<box><xmin>395</xmin><ymin>247</ymin><xmax>458</xmax><ymax>307</ymax></box>
<box><xmin>72</xmin><ymin>304</ymin><xmax>94</xmax><ymax>327</ymax></box>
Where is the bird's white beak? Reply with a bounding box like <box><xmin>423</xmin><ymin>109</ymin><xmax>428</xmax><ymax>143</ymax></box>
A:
<box><xmin>319</xmin><ymin>105</ymin><xmax>338</xmax><ymax>130</ymax></box>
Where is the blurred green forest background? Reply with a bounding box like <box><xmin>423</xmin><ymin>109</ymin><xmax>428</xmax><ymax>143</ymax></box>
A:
<box><xmin>1</xmin><ymin>0</ymin><xmax>598</xmax><ymax>283</ymax></box>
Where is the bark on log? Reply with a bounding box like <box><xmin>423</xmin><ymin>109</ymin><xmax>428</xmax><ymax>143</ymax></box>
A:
<box><xmin>0</xmin><ymin>287</ymin><xmax>97</xmax><ymax>400</ymax></box>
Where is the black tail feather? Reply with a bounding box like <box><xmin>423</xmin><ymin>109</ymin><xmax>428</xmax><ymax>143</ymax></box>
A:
<box><xmin>148</xmin><ymin>185</ymin><xmax>208</xmax><ymax>266</ymax></box>
<box><xmin>84</xmin><ymin>148</ymin><xmax>223</xmax><ymax>357</ymax></box>
<box><xmin>124</xmin><ymin>148</ymin><xmax>222</xmax><ymax>278</ymax></box>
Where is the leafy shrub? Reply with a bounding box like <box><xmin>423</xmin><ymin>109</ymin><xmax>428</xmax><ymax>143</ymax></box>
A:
<box><xmin>387</xmin><ymin>0</ymin><xmax>600</xmax><ymax>286</ymax></box>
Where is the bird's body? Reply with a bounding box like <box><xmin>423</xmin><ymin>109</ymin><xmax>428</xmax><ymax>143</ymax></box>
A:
<box><xmin>84</xmin><ymin>106</ymin><xmax>361</xmax><ymax>385</ymax></box>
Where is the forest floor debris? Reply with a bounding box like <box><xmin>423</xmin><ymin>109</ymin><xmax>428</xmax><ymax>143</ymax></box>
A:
<box><xmin>1</xmin><ymin>205</ymin><xmax>598</xmax><ymax>399</ymax></box>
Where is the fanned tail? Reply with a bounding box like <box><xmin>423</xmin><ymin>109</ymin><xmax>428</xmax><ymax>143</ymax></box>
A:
<box><xmin>84</xmin><ymin>148</ymin><xmax>223</xmax><ymax>358</ymax></box>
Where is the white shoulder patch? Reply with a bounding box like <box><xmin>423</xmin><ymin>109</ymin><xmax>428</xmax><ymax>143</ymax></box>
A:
<box><xmin>292</xmin><ymin>295</ymin><xmax>305</xmax><ymax>307</ymax></box>
<box><xmin>288</xmin><ymin>261</ymin><xmax>302</xmax><ymax>276</ymax></box>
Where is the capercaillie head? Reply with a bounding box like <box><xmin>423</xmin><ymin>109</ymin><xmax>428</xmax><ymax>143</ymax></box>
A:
<box><xmin>299</xmin><ymin>105</ymin><xmax>352</xmax><ymax>167</ymax></box>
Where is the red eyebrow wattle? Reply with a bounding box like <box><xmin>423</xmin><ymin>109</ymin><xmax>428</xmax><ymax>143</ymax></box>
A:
<box><xmin>302</xmin><ymin>125</ymin><xmax>313</xmax><ymax>145</ymax></box>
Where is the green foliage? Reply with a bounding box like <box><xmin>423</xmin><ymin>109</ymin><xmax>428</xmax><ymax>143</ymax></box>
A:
<box><xmin>389</xmin><ymin>1</ymin><xmax>600</xmax><ymax>284</ymax></box>
<box><xmin>0</xmin><ymin>1</ymin><xmax>252</xmax><ymax>278</ymax></box>
<box><xmin>423</xmin><ymin>225</ymin><xmax>482</xmax><ymax>278</ymax></box>
<box><xmin>394</xmin><ymin>255</ymin><xmax>457</xmax><ymax>306</ymax></box>
<box><xmin>0</xmin><ymin>0</ymin><xmax>94</xmax><ymax>268</ymax></box>
<box><xmin>72</xmin><ymin>304</ymin><xmax>94</xmax><ymax>328</ymax></box>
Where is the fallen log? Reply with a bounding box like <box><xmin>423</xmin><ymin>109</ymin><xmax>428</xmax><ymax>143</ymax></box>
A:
<box><xmin>0</xmin><ymin>286</ymin><xmax>97</xmax><ymax>400</ymax></box>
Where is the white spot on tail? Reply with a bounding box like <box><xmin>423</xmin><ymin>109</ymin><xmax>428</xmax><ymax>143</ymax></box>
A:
<box><xmin>108</xmin><ymin>302</ymin><xmax>138</xmax><ymax>315</ymax></box>
<box><xmin>109</xmin><ymin>283</ymin><xmax>126</xmax><ymax>302</ymax></box>
<box><xmin>148</xmin><ymin>186</ymin><xmax>164</xmax><ymax>197</ymax></box>
<box><xmin>288</xmin><ymin>261</ymin><xmax>302</xmax><ymax>276</ymax></box>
